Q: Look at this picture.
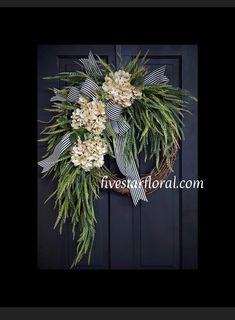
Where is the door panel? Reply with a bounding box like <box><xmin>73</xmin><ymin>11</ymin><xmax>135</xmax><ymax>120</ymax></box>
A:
<box><xmin>139</xmin><ymin>55</ymin><xmax>180</xmax><ymax>268</ymax></box>
<box><xmin>37</xmin><ymin>45</ymin><xmax>115</xmax><ymax>269</ymax></box>
<box><xmin>37</xmin><ymin>44</ymin><xmax>197</xmax><ymax>269</ymax></box>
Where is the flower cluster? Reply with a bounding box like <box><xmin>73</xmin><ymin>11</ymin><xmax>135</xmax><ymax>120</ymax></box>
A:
<box><xmin>71</xmin><ymin>96</ymin><xmax>106</xmax><ymax>135</ymax></box>
<box><xmin>71</xmin><ymin>136</ymin><xmax>107</xmax><ymax>171</ymax></box>
<box><xmin>102</xmin><ymin>70</ymin><xmax>142</xmax><ymax>107</ymax></box>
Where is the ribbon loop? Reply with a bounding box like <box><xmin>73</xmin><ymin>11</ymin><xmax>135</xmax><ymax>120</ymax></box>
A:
<box><xmin>80</xmin><ymin>79</ymin><xmax>99</xmax><ymax>99</ymax></box>
<box><xmin>67</xmin><ymin>86</ymin><xmax>80</xmax><ymax>103</ymax></box>
<box><xmin>79</xmin><ymin>51</ymin><xmax>103</xmax><ymax>77</ymax></box>
<box><xmin>144</xmin><ymin>65</ymin><xmax>169</xmax><ymax>85</ymax></box>
<box><xmin>105</xmin><ymin>101</ymin><xmax>122</xmax><ymax>121</ymax></box>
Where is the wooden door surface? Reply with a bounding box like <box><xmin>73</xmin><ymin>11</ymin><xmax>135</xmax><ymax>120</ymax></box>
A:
<box><xmin>37</xmin><ymin>44</ymin><xmax>197</xmax><ymax>270</ymax></box>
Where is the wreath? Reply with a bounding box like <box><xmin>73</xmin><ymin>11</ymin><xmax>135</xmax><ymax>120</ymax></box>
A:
<box><xmin>38</xmin><ymin>51</ymin><xmax>197</xmax><ymax>268</ymax></box>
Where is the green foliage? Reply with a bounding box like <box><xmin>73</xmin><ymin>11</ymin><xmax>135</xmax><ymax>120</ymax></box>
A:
<box><xmin>122</xmin><ymin>83</ymin><xmax>197</xmax><ymax>170</ymax></box>
<box><xmin>125</xmin><ymin>50</ymin><xmax>149</xmax><ymax>85</ymax></box>
<box><xmin>44</xmin><ymin>159</ymin><xmax>102</xmax><ymax>268</ymax></box>
<box><xmin>43</xmin><ymin>70</ymin><xmax>89</xmax><ymax>86</ymax></box>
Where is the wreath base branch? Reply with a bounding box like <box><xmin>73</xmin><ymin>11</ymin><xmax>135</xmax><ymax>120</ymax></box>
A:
<box><xmin>99</xmin><ymin>150</ymin><xmax>177</xmax><ymax>196</ymax></box>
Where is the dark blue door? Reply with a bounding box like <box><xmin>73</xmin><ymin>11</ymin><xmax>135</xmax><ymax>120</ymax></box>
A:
<box><xmin>37</xmin><ymin>44</ymin><xmax>198</xmax><ymax>270</ymax></box>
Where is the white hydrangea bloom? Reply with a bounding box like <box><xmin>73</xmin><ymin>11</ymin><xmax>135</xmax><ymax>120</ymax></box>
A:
<box><xmin>102</xmin><ymin>70</ymin><xmax>142</xmax><ymax>107</ymax></box>
<box><xmin>71</xmin><ymin>136</ymin><xmax>107</xmax><ymax>171</ymax></box>
<box><xmin>71</xmin><ymin>97</ymin><xmax>106</xmax><ymax>135</ymax></box>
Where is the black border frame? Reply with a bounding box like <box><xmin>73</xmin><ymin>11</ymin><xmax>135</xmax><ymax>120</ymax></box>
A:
<box><xmin>0</xmin><ymin>6</ymin><xmax>234</xmax><ymax>307</ymax></box>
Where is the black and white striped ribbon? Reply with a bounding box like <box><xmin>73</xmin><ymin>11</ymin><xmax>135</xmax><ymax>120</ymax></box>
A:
<box><xmin>105</xmin><ymin>101</ymin><xmax>121</xmax><ymax>121</ymax></box>
<box><xmin>50</xmin><ymin>87</ymin><xmax>79</xmax><ymax>104</ymax></box>
<box><xmin>80</xmin><ymin>51</ymin><xmax>103</xmax><ymax>78</ymax></box>
<box><xmin>106</xmin><ymin>101</ymin><xmax>130</xmax><ymax>135</ymax></box>
<box><xmin>114</xmin><ymin>136</ymin><xmax>148</xmax><ymax>205</ymax></box>
<box><xmin>38</xmin><ymin>132</ymin><xmax>72</xmax><ymax>173</ymax></box>
<box><xmin>67</xmin><ymin>86</ymin><xmax>80</xmax><ymax>103</ymax></box>
<box><xmin>144</xmin><ymin>65</ymin><xmax>169</xmax><ymax>85</ymax></box>
<box><xmin>112</xmin><ymin>121</ymin><xmax>148</xmax><ymax>206</ymax></box>
<box><xmin>80</xmin><ymin>79</ymin><xmax>100</xmax><ymax>99</ymax></box>
<box><xmin>66</xmin><ymin>79</ymin><xmax>100</xmax><ymax>104</ymax></box>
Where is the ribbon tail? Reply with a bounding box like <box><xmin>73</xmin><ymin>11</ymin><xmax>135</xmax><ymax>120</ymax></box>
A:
<box><xmin>127</xmin><ymin>153</ymin><xmax>148</xmax><ymax>205</ymax></box>
<box><xmin>128</xmin><ymin>176</ymin><xmax>148</xmax><ymax>206</ymax></box>
<box><xmin>105</xmin><ymin>100</ymin><xmax>148</xmax><ymax>205</ymax></box>
<box><xmin>38</xmin><ymin>132</ymin><xmax>72</xmax><ymax>173</ymax></box>
<box><xmin>114</xmin><ymin>136</ymin><xmax>148</xmax><ymax>206</ymax></box>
